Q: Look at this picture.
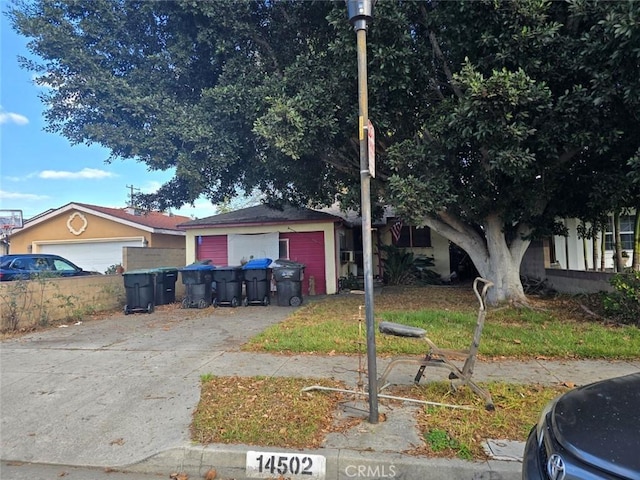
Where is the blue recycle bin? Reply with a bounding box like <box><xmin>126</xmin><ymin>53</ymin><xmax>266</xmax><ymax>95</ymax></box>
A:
<box><xmin>242</xmin><ymin>258</ymin><xmax>272</xmax><ymax>307</ymax></box>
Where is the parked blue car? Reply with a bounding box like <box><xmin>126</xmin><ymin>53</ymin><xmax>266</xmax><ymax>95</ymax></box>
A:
<box><xmin>0</xmin><ymin>254</ymin><xmax>100</xmax><ymax>281</ymax></box>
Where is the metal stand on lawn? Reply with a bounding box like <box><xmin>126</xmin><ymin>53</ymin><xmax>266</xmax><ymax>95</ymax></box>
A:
<box><xmin>377</xmin><ymin>277</ymin><xmax>495</xmax><ymax>410</ymax></box>
<box><xmin>302</xmin><ymin>305</ymin><xmax>475</xmax><ymax>411</ymax></box>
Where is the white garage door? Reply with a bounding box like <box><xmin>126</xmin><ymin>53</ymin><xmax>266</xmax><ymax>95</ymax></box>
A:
<box><xmin>39</xmin><ymin>240</ymin><xmax>143</xmax><ymax>274</ymax></box>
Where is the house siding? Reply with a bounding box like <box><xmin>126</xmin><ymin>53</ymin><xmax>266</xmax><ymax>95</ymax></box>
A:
<box><xmin>184</xmin><ymin>221</ymin><xmax>338</xmax><ymax>295</ymax></box>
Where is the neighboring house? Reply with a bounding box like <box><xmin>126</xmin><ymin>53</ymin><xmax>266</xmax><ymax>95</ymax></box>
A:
<box><xmin>179</xmin><ymin>204</ymin><xmax>454</xmax><ymax>296</ymax></box>
<box><xmin>8</xmin><ymin>203</ymin><xmax>191</xmax><ymax>274</ymax></box>
<box><xmin>520</xmin><ymin>210</ymin><xmax>637</xmax><ymax>294</ymax></box>
<box><xmin>532</xmin><ymin>211</ymin><xmax>638</xmax><ymax>273</ymax></box>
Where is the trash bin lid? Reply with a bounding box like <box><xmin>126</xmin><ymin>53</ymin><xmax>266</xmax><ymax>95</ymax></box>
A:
<box><xmin>215</xmin><ymin>265</ymin><xmax>242</xmax><ymax>270</ymax></box>
<box><xmin>242</xmin><ymin>258</ymin><xmax>273</xmax><ymax>269</ymax></box>
<box><xmin>180</xmin><ymin>264</ymin><xmax>216</xmax><ymax>271</ymax></box>
<box><xmin>272</xmin><ymin>259</ymin><xmax>305</xmax><ymax>269</ymax></box>
<box><xmin>149</xmin><ymin>266</ymin><xmax>179</xmax><ymax>273</ymax></box>
<box><xmin>123</xmin><ymin>268</ymin><xmax>155</xmax><ymax>275</ymax></box>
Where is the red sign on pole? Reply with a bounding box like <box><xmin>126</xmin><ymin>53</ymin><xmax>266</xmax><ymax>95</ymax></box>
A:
<box><xmin>367</xmin><ymin>119</ymin><xmax>375</xmax><ymax>178</ymax></box>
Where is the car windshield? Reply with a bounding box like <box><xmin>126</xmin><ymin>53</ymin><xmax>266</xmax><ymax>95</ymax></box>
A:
<box><xmin>52</xmin><ymin>259</ymin><xmax>78</xmax><ymax>272</ymax></box>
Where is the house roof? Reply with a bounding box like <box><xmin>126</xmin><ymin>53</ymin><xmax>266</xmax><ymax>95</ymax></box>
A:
<box><xmin>21</xmin><ymin>202</ymin><xmax>191</xmax><ymax>235</ymax></box>
<box><xmin>179</xmin><ymin>204</ymin><xmax>343</xmax><ymax>229</ymax></box>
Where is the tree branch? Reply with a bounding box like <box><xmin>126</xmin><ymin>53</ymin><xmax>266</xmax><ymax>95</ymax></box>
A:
<box><xmin>426</xmin><ymin>31</ymin><xmax>464</xmax><ymax>99</ymax></box>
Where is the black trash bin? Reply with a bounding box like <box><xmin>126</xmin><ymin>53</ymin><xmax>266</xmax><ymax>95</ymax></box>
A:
<box><xmin>123</xmin><ymin>269</ymin><xmax>155</xmax><ymax>314</ymax></box>
<box><xmin>212</xmin><ymin>266</ymin><xmax>242</xmax><ymax>307</ymax></box>
<box><xmin>152</xmin><ymin>267</ymin><xmax>178</xmax><ymax>305</ymax></box>
<box><xmin>272</xmin><ymin>260</ymin><xmax>305</xmax><ymax>307</ymax></box>
<box><xmin>241</xmin><ymin>258</ymin><xmax>272</xmax><ymax>307</ymax></box>
<box><xmin>180</xmin><ymin>264</ymin><xmax>215</xmax><ymax>309</ymax></box>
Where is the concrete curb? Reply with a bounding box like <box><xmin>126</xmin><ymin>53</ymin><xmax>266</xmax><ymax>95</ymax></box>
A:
<box><xmin>124</xmin><ymin>444</ymin><xmax>523</xmax><ymax>480</ymax></box>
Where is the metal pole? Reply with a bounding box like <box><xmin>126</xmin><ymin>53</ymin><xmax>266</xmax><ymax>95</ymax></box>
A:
<box><xmin>356</xmin><ymin>26</ymin><xmax>379</xmax><ymax>425</ymax></box>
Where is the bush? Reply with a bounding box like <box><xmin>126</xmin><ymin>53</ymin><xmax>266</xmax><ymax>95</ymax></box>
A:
<box><xmin>603</xmin><ymin>271</ymin><xmax>640</xmax><ymax>326</ymax></box>
<box><xmin>380</xmin><ymin>245</ymin><xmax>440</xmax><ymax>285</ymax></box>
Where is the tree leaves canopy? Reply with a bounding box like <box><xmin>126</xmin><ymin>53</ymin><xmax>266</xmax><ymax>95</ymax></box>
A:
<box><xmin>9</xmin><ymin>0</ymin><xmax>640</xmax><ymax>298</ymax></box>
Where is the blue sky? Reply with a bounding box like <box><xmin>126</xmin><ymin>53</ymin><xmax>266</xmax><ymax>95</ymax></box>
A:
<box><xmin>0</xmin><ymin>7</ymin><xmax>219</xmax><ymax>222</ymax></box>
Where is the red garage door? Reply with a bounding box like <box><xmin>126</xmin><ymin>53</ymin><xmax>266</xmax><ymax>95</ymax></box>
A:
<box><xmin>280</xmin><ymin>231</ymin><xmax>326</xmax><ymax>295</ymax></box>
<box><xmin>197</xmin><ymin>235</ymin><xmax>227</xmax><ymax>266</ymax></box>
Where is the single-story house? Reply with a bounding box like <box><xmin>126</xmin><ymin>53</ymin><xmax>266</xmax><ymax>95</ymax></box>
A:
<box><xmin>8</xmin><ymin>202</ymin><xmax>190</xmax><ymax>274</ymax></box>
<box><xmin>179</xmin><ymin>205</ymin><xmax>345</xmax><ymax>295</ymax></box>
<box><xmin>179</xmin><ymin>204</ymin><xmax>454</xmax><ymax>295</ymax></box>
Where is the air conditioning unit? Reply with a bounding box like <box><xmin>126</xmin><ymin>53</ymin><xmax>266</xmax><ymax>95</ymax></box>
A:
<box><xmin>340</xmin><ymin>250</ymin><xmax>355</xmax><ymax>263</ymax></box>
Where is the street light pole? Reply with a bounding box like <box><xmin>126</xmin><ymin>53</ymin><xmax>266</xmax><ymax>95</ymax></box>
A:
<box><xmin>346</xmin><ymin>0</ymin><xmax>378</xmax><ymax>424</ymax></box>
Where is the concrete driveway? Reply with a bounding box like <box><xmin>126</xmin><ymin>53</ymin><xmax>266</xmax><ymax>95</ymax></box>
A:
<box><xmin>0</xmin><ymin>304</ymin><xmax>296</xmax><ymax>467</ymax></box>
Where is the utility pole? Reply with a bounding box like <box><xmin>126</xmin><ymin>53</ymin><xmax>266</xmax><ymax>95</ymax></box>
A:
<box><xmin>346</xmin><ymin>0</ymin><xmax>378</xmax><ymax>424</ymax></box>
<box><xmin>126</xmin><ymin>184</ymin><xmax>140</xmax><ymax>208</ymax></box>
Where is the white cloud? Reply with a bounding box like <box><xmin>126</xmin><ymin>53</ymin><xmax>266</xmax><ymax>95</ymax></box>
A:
<box><xmin>38</xmin><ymin>168</ymin><xmax>116</xmax><ymax>180</ymax></box>
<box><xmin>0</xmin><ymin>109</ymin><xmax>29</xmax><ymax>126</ymax></box>
<box><xmin>0</xmin><ymin>190</ymin><xmax>49</xmax><ymax>201</ymax></box>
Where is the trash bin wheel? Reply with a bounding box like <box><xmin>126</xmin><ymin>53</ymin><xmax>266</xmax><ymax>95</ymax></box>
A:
<box><xmin>289</xmin><ymin>296</ymin><xmax>302</xmax><ymax>307</ymax></box>
<box><xmin>181</xmin><ymin>298</ymin><xmax>190</xmax><ymax>309</ymax></box>
<box><xmin>197</xmin><ymin>298</ymin><xmax>208</xmax><ymax>309</ymax></box>
<box><xmin>262</xmin><ymin>295</ymin><xmax>270</xmax><ymax>306</ymax></box>
<box><xmin>231</xmin><ymin>297</ymin><xmax>239</xmax><ymax>308</ymax></box>
<box><xmin>242</xmin><ymin>297</ymin><xmax>249</xmax><ymax>307</ymax></box>
<box><xmin>146</xmin><ymin>302</ymin><xmax>154</xmax><ymax>314</ymax></box>
<box><xmin>124</xmin><ymin>305</ymin><xmax>130</xmax><ymax>315</ymax></box>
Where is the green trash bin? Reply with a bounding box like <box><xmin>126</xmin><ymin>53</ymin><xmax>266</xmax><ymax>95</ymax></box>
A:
<box><xmin>152</xmin><ymin>267</ymin><xmax>178</xmax><ymax>305</ymax></box>
<box><xmin>123</xmin><ymin>269</ymin><xmax>155</xmax><ymax>314</ymax></box>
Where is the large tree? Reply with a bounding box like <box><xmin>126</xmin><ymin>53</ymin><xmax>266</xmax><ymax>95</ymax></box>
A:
<box><xmin>9</xmin><ymin>0</ymin><xmax>640</xmax><ymax>303</ymax></box>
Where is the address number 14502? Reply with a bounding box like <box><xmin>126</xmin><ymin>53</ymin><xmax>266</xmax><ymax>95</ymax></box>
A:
<box><xmin>246</xmin><ymin>451</ymin><xmax>326</xmax><ymax>479</ymax></box>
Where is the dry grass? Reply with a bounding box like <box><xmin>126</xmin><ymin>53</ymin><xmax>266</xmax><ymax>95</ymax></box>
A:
<box><xmin>390</xmin><ymin>382</ymin><xmax>568</xmax><ymax>459</ymax></box>
<box><xmin>191</xmin><ymin>376</ymin><xmax>356</xmax><ymax>449</ymax></box>
<box><xmin>190</xmin><ymin>374</ymin><xmax>569</xmax><ymax>460</ymax></box>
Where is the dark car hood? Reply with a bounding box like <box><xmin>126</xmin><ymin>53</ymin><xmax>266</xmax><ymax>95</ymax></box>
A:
<box><xmin>552</xmin><ymin>372</ymin><xmax>640</xmax><ymax>479</ymax></box>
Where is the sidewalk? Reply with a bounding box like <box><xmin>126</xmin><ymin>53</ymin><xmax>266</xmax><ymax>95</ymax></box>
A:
<box><xmin>2</xmin><ymin>306</ymin><xmax>639</xmax><ymax>480</ymax></box>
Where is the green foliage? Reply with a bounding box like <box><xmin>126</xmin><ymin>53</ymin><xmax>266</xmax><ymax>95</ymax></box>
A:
<box><xmin>104</xmin><ymin>264</ymin><xmax>121</xmax><ymax>275</ymax></box>
<box><xmin>603</xmin><ymin>272</ymin><xmax>640</xmax><ymax>326</ymax></box>
<box><xmin>381</xmin><ymin>244</ymin><xmax>418</xmax><ymax>285</ymax></box>
<box><xmin>425</xmin><ymin>429</ymin><xmax>472</xmax><ymax>460</ymax></box>
<box><xmin>8</xmin><ymin>0</ymin><xmax>640</xmax><ymax>302</ymax></box>
<box><xmin>380</xmin><ymin>244</ymin><xmax>440</xmax><ymax>285</ymax></box>
<box><xmin>0</xmin><ymin>280</ymin><xmax>30</xmax><ymax>331</ymax></box>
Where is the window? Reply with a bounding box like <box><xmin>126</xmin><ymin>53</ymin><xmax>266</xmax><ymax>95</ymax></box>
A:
<box><xmin>279</xmin><ymin>239</ymin><xmax>290</xmax><ymax>259</ymax></box>
<box><xmin>396</xmin><ymin>226</ymin><xmax>431</xmax><ymax>248</ymax></box>
<box><xmin>605</xmin><ymin>214</ymin><xmax>636</xmax><ymax>251</ymax></box>
<box><xmin>52</xmin><ymin>258</ymin><xmax>76</xmax><ymax>272</ymax></box>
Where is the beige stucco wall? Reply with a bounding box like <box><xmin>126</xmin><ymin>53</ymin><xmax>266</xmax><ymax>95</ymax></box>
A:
<box><xmin>8</xmin><ymin>209</ymin><xmax>184</xmax><ymax>254</ymax></box>
<box><xmin>379</xmin><ymin>227</ymin><xmax>451</xmax><ymax>277</ymax></box>
<box><xmin>0</xmin><ymin>274</ymin><xmax>124</xmax><ymax>330</ymax></box>
<box><xmin>184</xmin><ymin>221</ymin><xmax>339</xmax><ymax>294</ymax></box>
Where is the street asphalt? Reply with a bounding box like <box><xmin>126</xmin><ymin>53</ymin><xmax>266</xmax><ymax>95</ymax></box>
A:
<box><xmin>2</xmin><ymin>298</ymin><xmax>639</xmax><ymax>480</ymax></box>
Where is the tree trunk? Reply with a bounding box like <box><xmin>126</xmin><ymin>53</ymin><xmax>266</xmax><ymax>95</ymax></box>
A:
<box><xmin>424</xmin><ymin>213</ymin><xmax>528</xmax><ymax>305</ymax></box>
<box><xmin>614</xmin><ymin>212</ymin><xmax>624</xmax><ymax>272</ymax></box>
